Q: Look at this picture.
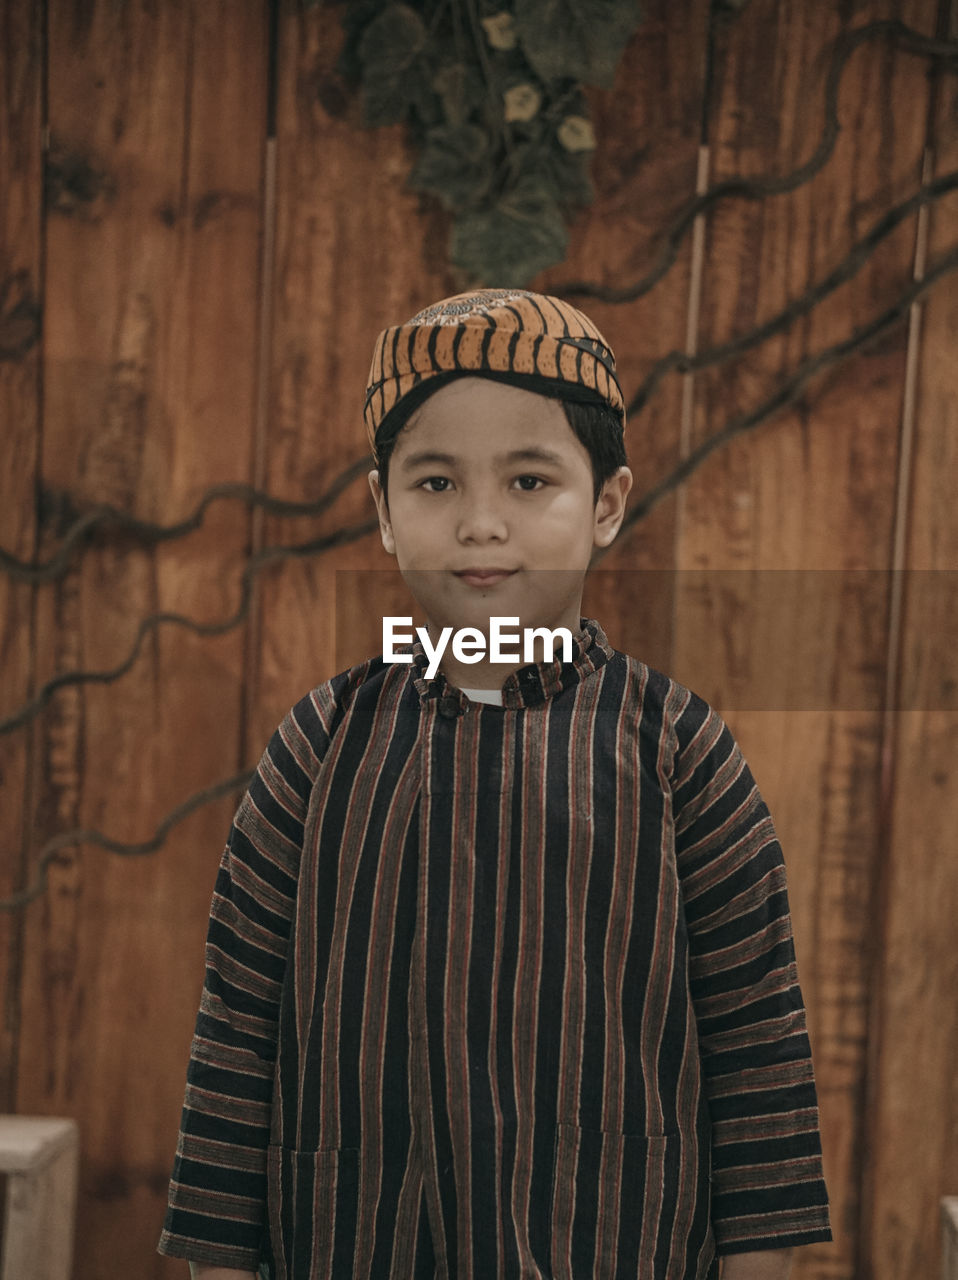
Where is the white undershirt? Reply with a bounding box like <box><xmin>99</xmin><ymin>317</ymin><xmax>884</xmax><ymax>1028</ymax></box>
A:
<box><xmin>460</xmin><ymin>686</ymin><xmax>504</xmax><ymax>706</ymax></box>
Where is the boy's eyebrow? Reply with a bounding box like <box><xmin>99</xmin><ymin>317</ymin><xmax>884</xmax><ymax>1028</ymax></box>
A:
<box><xmin>399</xmin><ymin>447</ymin><xmax>566</xmax><ymax>471</ymax></box>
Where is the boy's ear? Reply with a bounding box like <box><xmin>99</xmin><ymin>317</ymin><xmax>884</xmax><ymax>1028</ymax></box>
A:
<box><xmin>368</xmin><ymin>469</ymin><xmax>396</xmax><ymax>556</ymax></box>
<box><xmin>592</xmin><ymin>466</ymin><xmax>633</xmax><ymax>548</ymax></box>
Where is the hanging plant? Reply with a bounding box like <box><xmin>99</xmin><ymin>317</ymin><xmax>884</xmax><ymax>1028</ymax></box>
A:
<box><xmin>325</xmin><ymin>0</ymin><xmax>644</xmax><ymax>287</ymax></box>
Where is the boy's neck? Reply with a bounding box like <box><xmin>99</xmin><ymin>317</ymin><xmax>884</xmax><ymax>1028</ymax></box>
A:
<box><xmin>440</xmin><ymin>657</ymin><xmax>521</xmax><ymax>691</ymax></box>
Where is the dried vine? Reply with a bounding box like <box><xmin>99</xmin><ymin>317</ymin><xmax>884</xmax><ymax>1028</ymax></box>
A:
<box><xmin>0</xmin><ymin>457</ymin><xmax>372</xmax><ymax>585</ymax></box>
<box><xmin>597</xmin><ymin>242</ymin><xmax>958</xmax><ymax>550</ymax></box>
<box><xmin>0</xmin><ymin>517</ymin><xmax>380</xmax><ymax>738</ymax></box>
<box><xmin>0</xmin><ymin>771</ymin><xmax>256</xmax><ymax>914</ymax></box>
<box><xmin>551</xmin><ymin>19</ymin><xmax>958</xmax><ymax>303</ymax></box>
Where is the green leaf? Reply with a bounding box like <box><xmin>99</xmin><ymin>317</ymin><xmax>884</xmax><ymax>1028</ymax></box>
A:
<box><xmin>358</xmin><ymin>3</ymin><xmax>433</xmax><ymax>126</ymax></box>
<box><xmin>336</xmin><ymin>0</ymin><xmax>391</xmax><ymax>83</ymax></box>
<box><xmin>408</xmin><ymin>124</ymin><xmax>493</xmax><ymax>211</ymax></box>
<box><xmin>451</xmin><ymin>175</ymin><xmax>570</xmax><ymax>286</ymax></box>
<box><xmin>432</xmin><ymin>61</ymin><xmax>485</xmax><ymax>128</ymax></box>
<box><xmin>513</xmin><ymin>0</ymin><xmax>642</xmax><ymax>86</ymax></box>
<box><xmin>541</xmin><ymin>145</ymin><xmax>595</xmax><ymax>211</ymax></box>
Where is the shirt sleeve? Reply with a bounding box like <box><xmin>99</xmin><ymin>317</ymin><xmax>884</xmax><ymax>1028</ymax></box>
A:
<box><xmin>670</xmin><ymin>690</ymin><xmax>832</xmax><ymax>1256</ymax></box>
<box><xmin>157</xmin><ymin>685</ymin><xmax>339</xmax><ymax>1269</ymax></box>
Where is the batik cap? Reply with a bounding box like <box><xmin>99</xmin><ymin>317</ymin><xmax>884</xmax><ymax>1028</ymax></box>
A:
<box><xmin>363</xmin><ymin>288</ymin><xmax>626</xmax><ymax>454</ymax></box>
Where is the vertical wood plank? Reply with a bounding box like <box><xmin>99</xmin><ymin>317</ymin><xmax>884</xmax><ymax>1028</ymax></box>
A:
<box><xmin>541</xmin><ymin>0</ymin><xmax>712</xmax><ymax>666</ymax></box>
<box><xmin>0</xmin><ymin>2</ymin><xmax>43</xmax><ymax>1111</ymax></box>
<box><xmin>248</xmin><ymin>1</ymin><xmax>452</xmax><ymax>750</ymax></box>
<box><xmin>863</xmin><ymin>21</ymin><xmax>958</xmax><ymax>1273</ymax></box>
<box><xmin>675</xmin><ymin>3</ymin><xmax>938</xmax><ymax>1276</ymax></box>
<box><xmin>14</xmin><ymin>3</ymin><xmax>268</xmax><ymax>1275</ymax></box>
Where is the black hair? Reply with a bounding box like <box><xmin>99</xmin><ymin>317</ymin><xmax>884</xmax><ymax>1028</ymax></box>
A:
<box><xmin>373</xmin><ymin>395</ymin><xmax>628</xmax><ymax>507</ymax></box>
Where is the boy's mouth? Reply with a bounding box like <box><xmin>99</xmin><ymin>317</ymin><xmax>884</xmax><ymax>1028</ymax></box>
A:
<box><xmin>453</xmin><ymin>568</ymin><xmax>518</xmax><ymax>587</ymax></box>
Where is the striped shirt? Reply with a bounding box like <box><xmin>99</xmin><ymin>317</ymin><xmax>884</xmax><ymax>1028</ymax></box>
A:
<box><xmin>158</xmin><ymin>618</ymin><xmax>831</xmax><ymax>1278</ymax></box>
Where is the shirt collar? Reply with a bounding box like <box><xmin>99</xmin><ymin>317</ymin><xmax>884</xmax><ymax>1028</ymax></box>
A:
<box><xmin>408</xmin><ymin>617</ymin><xmax>614</xmax><ymax>713</ymax></box>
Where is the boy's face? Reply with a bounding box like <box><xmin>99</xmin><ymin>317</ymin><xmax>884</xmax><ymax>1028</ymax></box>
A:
<box><xmin>367</xmin><ymin>377</ymin><xmax>632</xmax><ymax>665</ymax></box>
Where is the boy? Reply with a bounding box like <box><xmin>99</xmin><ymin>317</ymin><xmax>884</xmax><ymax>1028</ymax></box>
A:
<box><xmin>158</xmin><ymin>289</ymin><xmax>832</xmax><ymax>1279</ymax></box>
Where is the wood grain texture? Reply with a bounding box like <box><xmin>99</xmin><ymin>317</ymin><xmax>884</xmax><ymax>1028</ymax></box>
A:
<box><xmin>541</xmin><ymin>0</ymin><xmax>711</xmax><ymax>673</ymax></box>
<box><xmin>12</xmin><ymin>3</ymin><xmax>268</xmax><ymax>1276</ymax></box>
<box><xmin>0</xmin><ymin>1</ymin><xmax>43</xmax><ymax>1114</ymax></box>
<box><xmin>1</xmin><ymin>2</ymin><xmax>956</xmax><ymax>1277</ymax></box>
<box><xmin>861</xmin><ymin>22</ymin><xmax>958</xmax><ymax>1275</ymax></box>
<box><xmin>246</xmin><ymin>0</ymin><xmax>452</xmax><ymax>752</ymax></box>
<box><xmin>673</xmin><ymin>2</ymin><xmax>939</xmax><ymax>1276</ymax></box>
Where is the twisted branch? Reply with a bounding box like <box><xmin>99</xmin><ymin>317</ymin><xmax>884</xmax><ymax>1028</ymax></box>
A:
<box><xmin>626</xmin><ymin>167</ymin><xmax>958</xmax><ymax>416</ymax></box>
<box><xmin>552</xmin><ymin>19</ymin><xmax>958</xmax><ymax>305</ymax></box>
<box><xmin>0</xmin><ymin>769</ymin><xmax>255</xmax><ymax>912</ymax></box>
<box><xmin>0</xmin><ymin>516</ymin><xmax>380</xmax><ymax>736</ymax></box>
<box><xmin>596</xmin><ymin>243</ymin><xmax>958</xmax><ymax>553</ymax></box>
<box><xmin>1</xmin><ymin>456</ymin><xmax>372</xmax><ymax>585</ymax></box>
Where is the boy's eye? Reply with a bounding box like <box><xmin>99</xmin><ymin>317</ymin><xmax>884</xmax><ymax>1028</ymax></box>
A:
<box><xmin>416</xmin><ymin>474</ymin><xmax>546</xmax><ymax>492</ymax></box>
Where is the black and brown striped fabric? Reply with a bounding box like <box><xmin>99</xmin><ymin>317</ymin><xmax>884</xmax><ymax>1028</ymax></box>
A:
<box><xmin>158</xmin><ymin>619</ymin><xmax>831</xmax><ymax>1278</ymax></box>
<box><xmin>363</xmin><ymin>290</ymin><xmax>627</xmax><ymax>453</ymax></box>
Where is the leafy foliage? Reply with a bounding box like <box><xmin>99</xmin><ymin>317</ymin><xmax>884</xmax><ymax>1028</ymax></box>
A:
<box><xmin>326</xmin><ymin>0</ymin><xmax>644</xmax><ymax>286</ymax></box>
<box><xmin>356</xmin><ymin>5</ymin><xmax>434</xmax><ymax>126</ymax></box>
<box><xmin>452</xmin><ymin>174</ymin><xmax>571</xmax><ymax>283</ymax></box>
<box><xmin>513</xmin><ymin>0</ymin><xmax>643</xmax><ymax>87</ymax></box>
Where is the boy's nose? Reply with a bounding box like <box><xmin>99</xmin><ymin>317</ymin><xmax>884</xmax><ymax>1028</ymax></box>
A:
<box><xmin>455</xmin><ymin>497</ymin><xmax>509</xmax><ymax>542</ymax></box>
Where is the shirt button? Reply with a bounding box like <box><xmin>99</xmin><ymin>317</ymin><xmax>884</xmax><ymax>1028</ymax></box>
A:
<box><xmin>438</xmin><ymin>695</ymin><xmax>461</xmax><ymax>718</ymax></box>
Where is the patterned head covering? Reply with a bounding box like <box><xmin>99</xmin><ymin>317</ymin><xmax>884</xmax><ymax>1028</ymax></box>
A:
<box><xmin>363</xmin><ymin>288</ymin><xmax>626</xmax><ymax>454</ymax></box>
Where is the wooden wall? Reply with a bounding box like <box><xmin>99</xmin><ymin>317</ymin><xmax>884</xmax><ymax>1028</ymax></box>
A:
<box><xmin>1</xmin><ymin>1</ymin><xmax>956</xmax><ymax>1276</ymax></box>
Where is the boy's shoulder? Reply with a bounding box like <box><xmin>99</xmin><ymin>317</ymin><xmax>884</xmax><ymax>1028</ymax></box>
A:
<box><xmin>610</xmin><ymin>648</ymin><xmax>744</xmax><ymax>787</ymax></box>
<box><xmin>612</xmin><ymin>647</ymin><xmax>724</xmax><ymax>734</ymax></box>
<box><xmin>280</xmin><ymin>649</ymin><xmax>410</xmax><ymax>744</ymax></box>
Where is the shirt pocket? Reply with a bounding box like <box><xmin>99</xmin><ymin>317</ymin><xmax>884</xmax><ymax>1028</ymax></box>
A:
<box><xmin>266</xmin><ymin>1143</ymin><xmax>360</xmax><ymax>1277</ymax></box>
<box><xmin>550</xmin><ymin>1122</ymin><xmax>670</xmax><ymax>1279</ymax></box>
